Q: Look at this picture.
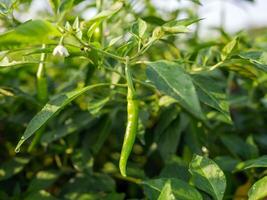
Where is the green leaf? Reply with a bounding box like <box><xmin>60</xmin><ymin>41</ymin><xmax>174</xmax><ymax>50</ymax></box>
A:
<box><xmin>221</xmin><ymin>36</ymin><xmax>238</xmax><ymax>61</ymax></box>
<box><xmin>132</xmin><ymin>18</ymin><xmax>147</xmax><ymax>38</ymax></box>
<box><xmin>0</xmin><ymin>58</ymin><xmax>38</xmax><ymax>68</ymax></box>
<box><xmin>192</xmin><ymin>74</ymin><xmax>231</xmax><ymax>123</ymax></box>
<box><xmin>146</xmin><ymin>60</ymin><xmax>204</xmax><ymax>119</ymax></box>
<box><xmin>189</xmin><ymin>0</ymin><xmax>202</xmax><ymax>5</ymax></box>
<box><xmin>0</xmin><ymin>20</ymin><xmax>60</xmax><ymax>50</ymax></box>
<box><xmin>162</xmin><ymin>25</ymin><xmax>189</xmax><ymax>34</ymax></box>
<box><xmin>25</xmin><ymin>190</ymin><xmax>58</xmax><ymax>200</ymax></box>
<box><xmin>108</xmin><ymin>36</ymin><xmax>122</xmax><ymax>47</ymax></box>
<box><xmin>91</xmin><ymin>116</ymin><xmax>112</xmax><ymax>154</ymax></box>
<box><xmin>143</xmin><ymin>178</ymin><xmax>203</xmax><ymax>200</ymax></box>
<box><xmin>164</xmin><ymin>18</ymin><xmax>203</xmax><ymax>27</ymax></box>
<box><xmin>160</xmin><ymin>156</ymin><xmax>190</xmax><ymax>182</ymax></box>
<box><xmin>0</xmin><ymin>157</ymin><xmax>30</xmax><ymax>181</ymax></box>
<box><xmin>27</xmin><ymin>170</ymin><xmax>60</xmax><ymax>192</ymax></box>
<box><xmin>85</xmin><ymin>1</ymin><xmax>123</xmax><ymax>26</ymax></box>
<box><xmin>235</xmin><ymin>155</ymin><xmax>267</xmax><ymax>171</ymax></box>
<box><xmin>215</xmin><ymin>156</ymin><xmax>239</xmax><ymax>172</ymax></box>
<box><xmin>59</xmin><ymin>0</ymin><xmax>74</xmax><ymax>14</ymax></box>
<box><xmin>61</xmin><ymin>173</ymin><xmax>116</xmax><ymax>195</ymax></box>
<box><xmin>157</xmin><ymin>114</ymin><xmax>189</xmax><ymax>158</ymax></box>
<box><xmin>248</xmin><ymin>176</ymin><xmax>267</xmax><ymax>200</ymax></box>
<box><xmin>221</xmin><ymin>134</ymin><xmax>258</xmax><ymax>160</ymax></box>
<box><xmin>238</xmin><ymin>51</ymin><xmax>267</xmax><ymax>72</ymax></box>
<box><xmin>15</xmin><ymin>83</ymin><xmax>109</xmax><ymax>152</ymax></box>
<box><xmin>48</xmin><ymin>0</ymin><xmax>60</xmax><ymax>14</ymax></box>
<box><xmin>189</xmin><ymin>155</ymin><xmax>226</xmax><ymax>200</ymax></box>
<box><xmin>154</xmin><ymin>105</ymin><xmax>179</xmax><ymax>141</ymax></box>
<box><xmin>41</xmin><ymin>113</ymin><xmax>94</xmax><ymax>144</ymax></box>
<box><xmin>157</xmin><ymin>180</ymin><xmax>174</xmax><ymax>200</ymax></box>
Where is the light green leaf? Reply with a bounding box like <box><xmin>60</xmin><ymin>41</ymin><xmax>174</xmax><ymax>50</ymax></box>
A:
<box><xmin>108</xmin><ymin>36</ymin><xmax>122</xmax><ymax>47</ymax></box>
<box><xmin>48</xmin><ymin>0</ymin><xmax>60</xmax><ymax>14</ymax></box>
<box><xmin>189</xmin><ymin>155</ymin><xmax>226</xmax><ymax>200</ymax></box>
<box><xmin>162</xmin><ymin>25</ymin><xmax>189</xmax><ymax>34</ymax></box>
<box><xmin>0</xmin><ymin>157</ymin><xmax>30</xmax><ymax>181</ymax></box>
<box><xmin>85</xmin><ymin>1</ymin><xmax>123</xmax><ymax>26</ymax></box>
<box><xmin>59</xmin><ymin>0</ymin><xmax>74</xmax><ymax>14</ymax></box>
<box><xmin>0</xmin><ymin>59</ymin><xmax>38</xmax><ymax>68</ymax></box>
<box><xmin>248</xmin><ymin>176</ymin><xmax>267</xmax><ymax>200</ymax></box>
<box><xmin>15</xmin><ymin>83</ymin><xmax>109</xmax><ymax>152</ymax></box>
<box><xmin>146</xmin><ymin>60</ymin><xmax>204</xmax><ymax>119</ymax></box>
<box><xmin>143</xmin><ymin>178</ymin><xmax>203</xmax><ymax>200</ymax></box>
<box><xmin>221</xmin><ymin>36</ymin><xmax>238</xmax><ymax>61</ymax></box>
<box><xmin>0</xmin><ymin>20</ymin><xmax>60</xmax><ymax>50</ymax></box>
<box><xmin>157</xmin><ymin>180</ymin><xmax>175</xmax><ymax>200</ymax></box>
<box><xmin>235</xmin><ymin>155</ymin><xmax>267</xmax><ymax>171</ymax></box>
<box><xmin>132</xmin><ymin>18</ymin><xmax>147</xmax><ymax>38</ymax></box>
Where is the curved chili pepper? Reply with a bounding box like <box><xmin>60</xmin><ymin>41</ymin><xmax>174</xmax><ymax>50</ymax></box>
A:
<box><xmin>119</xmin><ymin>57</ymin><xmax>139</xmax><ymax>177</ymax></box>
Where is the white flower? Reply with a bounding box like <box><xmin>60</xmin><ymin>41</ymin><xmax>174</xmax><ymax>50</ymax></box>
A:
<box><xmin>52</xmin><ymin>45</ymin><xmax>69</xmax><ymax>57</ymax></box>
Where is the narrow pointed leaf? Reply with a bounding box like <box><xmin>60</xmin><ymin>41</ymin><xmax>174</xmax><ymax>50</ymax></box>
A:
<box><xmin>15</xmin><ymin>83</ymin><xmax>109</xmax><ymax>151</ymax></box>
<box><xmin>235</xmin><ymin>155</ymin><xmax>267</xmax><ymax>171</ymax></box>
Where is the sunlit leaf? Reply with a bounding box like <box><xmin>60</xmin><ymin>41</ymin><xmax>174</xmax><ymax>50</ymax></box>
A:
<box><xmin>0</xmin><ymin>20</ymin><xmax>60</xmax><ymax>50</ymax></box>
<box><xmin>248</xmin><ymin>176</ymin><xmax>267</xmax><ymax>200</ymax></box>
<box><xmin>189</xmin><ymin>155</ymin><xmax>226</xmax><ymax>200</ymax></box>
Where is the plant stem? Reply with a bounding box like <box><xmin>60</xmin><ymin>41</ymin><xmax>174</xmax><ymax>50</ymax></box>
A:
<box><xmin>36</xmin><ymin>44</ymin><xmax>48</xmax><ymax>103</ymax></box>
<box><xmin>103</xmin><ymin>64</ymin><xmax>155</xmax><ymax>90</ymax></box>
<box><xmin>29</xmin><ymin>44</ymin><xmax>48</xmax><ymax>152</ymax></box>
<box><xmin>97</xmin><ymin>0</ymin><xmax>105</xmax><ymax>47</ymax></box>
<box><xmin>112</xmin><ymin>173</ymin><xmax>142</xmax><ymax>185</ymax></box>
<box><xmin>71</xmin><ymin>33</ymin><xmax>125</xmax><ymax>62</ymax></box>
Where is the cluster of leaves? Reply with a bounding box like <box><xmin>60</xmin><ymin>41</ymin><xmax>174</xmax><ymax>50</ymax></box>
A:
<box><xmin>1</xmin><ymin>0</ymin><xmax>267</xmax><ymax>199</ymax></box>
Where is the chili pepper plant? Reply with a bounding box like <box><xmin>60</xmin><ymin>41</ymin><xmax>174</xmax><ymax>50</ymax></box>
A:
<box><xmin>1</xmin><ymin>0</ymin><xmax>267</xmax><ymax>199</ymax></box>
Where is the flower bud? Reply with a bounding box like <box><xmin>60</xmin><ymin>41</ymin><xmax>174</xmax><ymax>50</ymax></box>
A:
<box><xmin>52</xmin><ymin>45</ymin><xmax>69</xmax><ymax>57</ymax></box>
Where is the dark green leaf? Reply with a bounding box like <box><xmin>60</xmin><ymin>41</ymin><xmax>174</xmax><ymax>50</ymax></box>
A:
<box><xmin>27</xmin><ymin>170</ymin><xmax>60</xmax><ymax>192</ymax></box>
<box><xmin>146</xmin><ymin>60</ymin><xmax>204</xmax><ymax>119</ymax></box>
<box><xmin>0</xmin><ymin>157</ymin><xmax>30</xmax><ymax>181</ymax></box>
<box><xmin>15</xmin><ymin>83</ymin><xmax>109</xmax><ymax>151</ymax></box>
<box><xmin>192</xmin><ymin>74</ymin><xmax>231</xmax><ymax>123</ymax></box>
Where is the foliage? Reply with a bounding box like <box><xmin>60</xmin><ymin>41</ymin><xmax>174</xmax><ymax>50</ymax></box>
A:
<box><xmin>1</xmin><ymin>0</ymin><xmax>267</xmax><ymax>199</ymax></box>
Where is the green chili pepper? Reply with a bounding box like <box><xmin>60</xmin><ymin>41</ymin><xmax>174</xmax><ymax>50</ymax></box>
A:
<box><xmin>119</xmin><ymin>57</ymin><xmax>139</xmax><ymax>177</ymax></box>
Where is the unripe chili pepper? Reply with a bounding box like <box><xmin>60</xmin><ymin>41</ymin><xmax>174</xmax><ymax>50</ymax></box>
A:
<box><xmin>119</xmin><ymin>57</ymin><xmax>139</xmax><ymax>177</ymax></box>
